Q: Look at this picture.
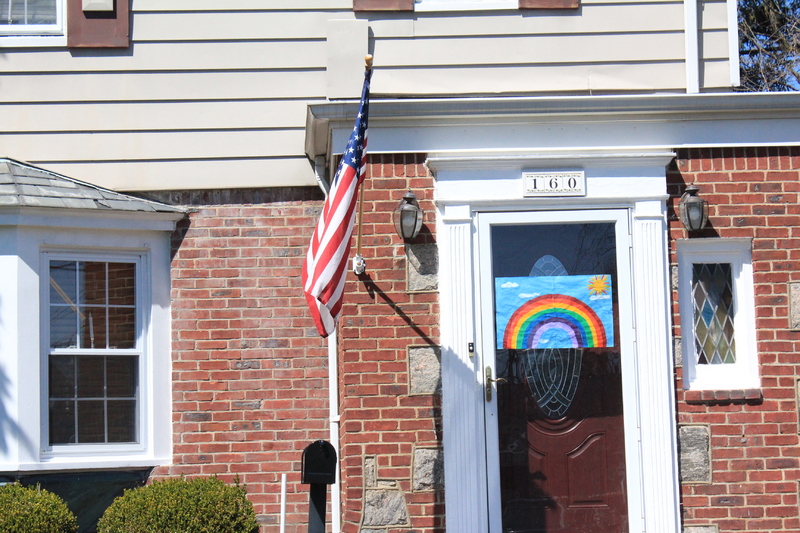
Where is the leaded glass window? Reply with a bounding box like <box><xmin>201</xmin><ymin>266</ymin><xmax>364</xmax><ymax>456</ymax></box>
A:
<box><xmin>678</xmin><ymin>239</ymin><xmax>757</xmax><ymax>391</ymax></box>
<box><xmin>692</xmin><ymin>263</ymin><xmax>735</xmax><ymax>365</ymax></box>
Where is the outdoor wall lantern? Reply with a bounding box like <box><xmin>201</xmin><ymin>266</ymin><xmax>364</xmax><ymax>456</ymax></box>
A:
<box><xmin>393</xmin><ymin>191</ymin><xmax>424</xmax><ymax>240</ymax></box>
<box><xmin>679</xmin><ymin>184</ymin><xmax>709</xmax><ymax>232</ymax></box>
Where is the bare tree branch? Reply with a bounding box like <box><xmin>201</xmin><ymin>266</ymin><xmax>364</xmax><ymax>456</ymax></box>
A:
<box><xmin>738</xmin><ymin>0</ymin><xmax>800</xmax><ymax>91</ymax></box>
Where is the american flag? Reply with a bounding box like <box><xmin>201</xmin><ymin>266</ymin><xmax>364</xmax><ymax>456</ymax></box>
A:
<box><xmin>302</xmin><ymin>67</ymin><xmax>372</xmax><ymax>337</ymax></box>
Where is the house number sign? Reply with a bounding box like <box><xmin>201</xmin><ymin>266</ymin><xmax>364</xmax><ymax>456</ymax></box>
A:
<box><xmin>523</xmin><ymin>171</ymin><xmax>585</xmax><ymax>197</ymax></box>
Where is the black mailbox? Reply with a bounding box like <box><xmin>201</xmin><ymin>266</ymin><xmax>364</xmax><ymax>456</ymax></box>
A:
<box><xmin>301</xmin><ymin>440</ymin><xmax>337</xmax><ymax>485</ymax></box>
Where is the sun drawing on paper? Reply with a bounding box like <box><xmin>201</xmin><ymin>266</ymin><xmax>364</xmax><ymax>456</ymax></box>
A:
<box><xmin>495</xmin><ymin>275</ymin><xmax>614</xmax><ymax>350</ymax></box>
<box><xmin>587</xmin><ymin>275</ymin><xmax>610</xmax><ymax>296</ymax></box>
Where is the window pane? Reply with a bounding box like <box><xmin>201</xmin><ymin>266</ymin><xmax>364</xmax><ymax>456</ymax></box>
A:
<box><xmin>49</xmin><ymin>261</ymin><xmax>77</xmax><ymax>305</ymax></box>
<box><xmin>49</xmin><ymin>356</ymin><xmax>75</xmax><ymax>398</ymax></box>
<box><xmin>106</xmin><ymin>356</ymin><xmax>137</xmax><ymax>397</ymax></box>
<box><xmin>82</xmin><ymin>262</ymin><xmax>107</xmax><ymax>306</ymax></box>
<box><xmin>692</xmin><ymin>263</ymin><xmax>735</xmax><ymax>365</ymax></box>
<box><xmin>50</xmin><ymin>305</ymin><xmax>78</xmax><ymax>348</ymax></box>
<box><xmin>108</xmin><ymin>307</ymin><xmax>136</xmax><ymax>349</ymax></box>
<box><xmin>108</xmin><ymin>263</ymin><xmax>136</xmax><ymax>306</ymax></box>
<box><xmin>107</xmin><ymin>400</ymin><xmax>136</xmax><ymax>442</ymax></box>
<box><xmin>81</xmin><ymin>307</ymin><xmax>107</xmax><ymax>350</ymax></box>
<box><xmin>49</xmin><ymin>400</ymin><xmax>75</xmax><ymax>445</ymax></box>
<box><xmin>77</xmin><ymin>356</ymin><xmax>105</xmax><ymax>398</ymax></box>
<box><xmin>0</xmin><ymin>0</ymin><xmax>57</xmax><ymax>25</ymax></box>
<box><xmin>77</xmin><ymin>400</ymin><xmax>106</xmax><ymax>443</ymax></box>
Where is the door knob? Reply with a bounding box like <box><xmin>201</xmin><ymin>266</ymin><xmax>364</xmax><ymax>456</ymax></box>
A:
<box><xmin>485</xmin><ymin>366</ymin><xmax>508</xmax><ymax>402</ymax></box>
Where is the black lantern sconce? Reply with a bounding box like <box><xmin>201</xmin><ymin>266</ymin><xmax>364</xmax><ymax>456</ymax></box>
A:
<box><xmin>678</xmin><ymin>184</ymin><xmax>708</xmax><ymax>232</ymax></box>
<box><xmin>393</xmin><ymin>191</ymin><xmax>424</xmax><ymax>240</ymax></box>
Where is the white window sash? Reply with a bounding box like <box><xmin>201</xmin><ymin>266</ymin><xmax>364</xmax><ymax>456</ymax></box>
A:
<box><xmin>41</xmin><ymin>251</ymin><xmax>149</xmax><ymax>457</ymax></box>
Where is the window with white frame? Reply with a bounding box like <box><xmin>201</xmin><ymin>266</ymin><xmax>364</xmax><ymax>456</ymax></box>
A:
<box><xmin>44</xmin><ymin>253</ymin><xmax>145</xmax><ymax>452</ymax></box>
<box><xmin>0</xmin><ymin>0</ymin><xmax>63</xmax><ymax>35</ymax></box>
<box><xmin>677</xmin><ymin>238</ymin><xmax>759</xmax><ymax>390</ymax></box>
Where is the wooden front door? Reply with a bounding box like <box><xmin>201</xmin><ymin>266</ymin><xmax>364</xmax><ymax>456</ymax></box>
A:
<box><xmin>480</xmin><ymin>211</ymin><xmax>631</xmax><ymax>533</ymax></box>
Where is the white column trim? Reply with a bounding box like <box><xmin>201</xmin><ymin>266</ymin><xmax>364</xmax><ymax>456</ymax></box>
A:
<box><xmin>439</xmin><ymin>207</ymin><xmax>489</xmax><ymax>532</ymax></box>
<box><xmin>630</xmin><ymin>208</ymin><xmax>681</xmax><ymax>532</ymax></box>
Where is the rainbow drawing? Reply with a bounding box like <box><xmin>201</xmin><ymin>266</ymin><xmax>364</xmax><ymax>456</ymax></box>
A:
<box><xmin>502</xmin><ymin>294</ymin><xmax>606</xmax><ymax>349</ymax></box>
<box><xmin>495</xmin><ymin>275</ymin><xmax>614</xmax><ymax>350</ymax></box>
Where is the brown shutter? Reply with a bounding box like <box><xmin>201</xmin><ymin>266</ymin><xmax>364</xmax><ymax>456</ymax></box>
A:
<box><xmin>353</xmin><ymin>0</ymin><xmax>414</xmax><ymax>11</ymax></box>
<box><xmin>67</xmin><ymin>0</ymin><xmax>130</xmax><ymax>48</ymax></box>
<box><xmin>519</xmin><ymin>0</ymin><xmax>579</xmax><ymax>8</ymax></box>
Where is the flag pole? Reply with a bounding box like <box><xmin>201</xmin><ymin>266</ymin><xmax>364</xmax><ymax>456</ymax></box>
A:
<box><xmin>352</xmin><ymin>54</ymin><xmax>373</xmax><ymax>275</ymax></box>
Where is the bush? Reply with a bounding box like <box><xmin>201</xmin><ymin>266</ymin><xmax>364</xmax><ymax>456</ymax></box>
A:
<box><xmin>0</xmin><ymin>483</ymin><xmax>78</xmax><ymax>533</ymax></box>
<box><xmin>97</xmin><ymin>476</ymin><xmax>258</xmax><ymax>533</ymax></box>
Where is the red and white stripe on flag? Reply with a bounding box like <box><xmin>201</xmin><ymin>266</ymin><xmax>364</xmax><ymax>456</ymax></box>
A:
<box><xmin>302</xmin><ymin>68</ymin><xmax>372</xmax><ymax>337</ymax></box>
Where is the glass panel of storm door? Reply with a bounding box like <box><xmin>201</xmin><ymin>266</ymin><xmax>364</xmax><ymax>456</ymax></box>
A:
<box><xmin>492</xmin><ymin>222</ymin><xmax>628</xmax><ymax>533</ymax></box>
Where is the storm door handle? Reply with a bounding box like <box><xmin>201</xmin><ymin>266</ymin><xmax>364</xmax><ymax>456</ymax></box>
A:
<box><xmin>485</xmin><ymin>366</ymin><xmax>508</xmax><ymax>402</ymax></box>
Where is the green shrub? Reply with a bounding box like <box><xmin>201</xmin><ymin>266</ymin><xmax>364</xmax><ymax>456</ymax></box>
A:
<box><xmin>97</xmin><ymin>476</ymin><xmax>258</xmax><ymax>533</ymax></box>
<box><xmin>0</xmin><ymin>483</ymin><xmax>78</xmax><ymax>533</ymax></box>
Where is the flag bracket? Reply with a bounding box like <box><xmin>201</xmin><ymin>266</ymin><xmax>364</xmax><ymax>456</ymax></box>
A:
<box><xmin>353</xmin><ymin>254</ymin><xmax>366</xmax><ymax>275</ymax></box>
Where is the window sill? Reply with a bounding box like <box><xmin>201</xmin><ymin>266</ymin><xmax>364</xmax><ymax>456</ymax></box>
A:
<box><xmin>2</xmin><ymin>455</ymin><xmax>171</xmax><ymax>474</ymax></box>
<box><xmin>0</xmin><ymin>35</ymin><xmax>67</xmax><ymax>48</ymax></box>
<box><xmin>684</xmin><ymin>389</ymin><xmax>763</xmax><ymax>405</ymax></box>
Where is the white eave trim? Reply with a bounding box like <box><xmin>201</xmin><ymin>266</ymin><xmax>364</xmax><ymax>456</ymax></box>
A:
<box><xmin>0</xmin><ymin>207</ymin><xmax>185</xmax><ymax>232</ymax></box>
<box><xmin>306</xmin><ymin>92</ymin><xmax>800</xmax><ymax>160</ymax></box>
<box><xmin>425</xmin><ymin>150</ymin><xmax>678</xmax><ymax>172</ymax></box>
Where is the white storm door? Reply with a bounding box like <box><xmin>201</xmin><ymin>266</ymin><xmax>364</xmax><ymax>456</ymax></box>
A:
<box><xmin>477</xmin><ymin>209</ymin><xmax>641</xmax><ymax>533</ymax></box>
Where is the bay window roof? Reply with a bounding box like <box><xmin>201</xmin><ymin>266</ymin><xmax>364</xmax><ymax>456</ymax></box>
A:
<box><xmin>0</xmin><ymin>158</ymin><xmax>183</xmax><ymax>214</ymax></box>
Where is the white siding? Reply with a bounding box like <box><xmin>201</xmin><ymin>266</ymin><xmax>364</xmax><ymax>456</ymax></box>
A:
<box><xmin>0</xmin><ymin>0</ymin><xmax>735</xmax><ymax>191</ymax></box>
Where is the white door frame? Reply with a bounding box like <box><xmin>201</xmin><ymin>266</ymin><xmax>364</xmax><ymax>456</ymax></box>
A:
<box><xmin>433</xmin><ymin>151</ymin><xmax>681</xmax><ymax>533</ymax></box>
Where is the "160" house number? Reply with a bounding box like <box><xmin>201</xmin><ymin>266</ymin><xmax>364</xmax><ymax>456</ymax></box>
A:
<box><xmin>523</xmin><ymin>171</ymin><xmax>585</xmax><ymax>197</ymax></box>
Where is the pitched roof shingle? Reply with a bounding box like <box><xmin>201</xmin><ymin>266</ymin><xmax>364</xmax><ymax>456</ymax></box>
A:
<box><xmin>0</xmin><ymin>158</ymin><xmax>184</xmax><ymax>214</ymax></box>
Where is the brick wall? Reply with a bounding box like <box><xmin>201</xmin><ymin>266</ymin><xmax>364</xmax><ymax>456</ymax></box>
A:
<box><xmin>336</xmin><ymin>154</ymin><xmax>444</xmax><ymax>533</ymax></box>
<box><xmin>141</xmin><ymin>146</ymin><xmax>800</xmax><ymax>533</ymax></box>
<box><xmin>668</xmin><ymin>147</ymin><xmax>800</xmax><ymax>532</ymax></box>
<box><xmin>148</xmin><ymin>187</ymin><xmax>330</xmax><ymax>533</ymax></box>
